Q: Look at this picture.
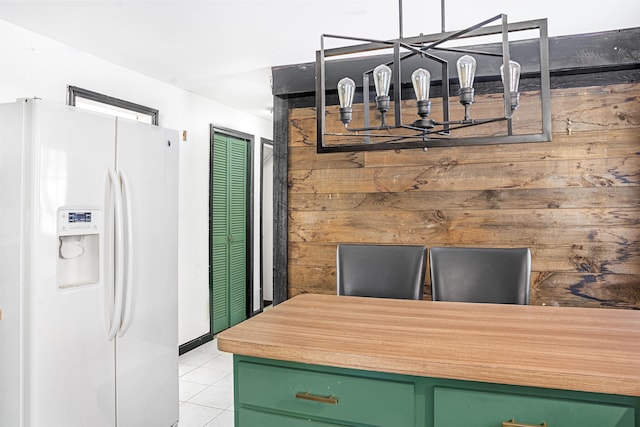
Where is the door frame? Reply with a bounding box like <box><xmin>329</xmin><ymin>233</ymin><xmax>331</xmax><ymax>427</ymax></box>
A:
<box><xmin>258</xmin><ymin>138</ymin><xmax>274</xmax><ymax>314</ymax></box>
<box><xmin>209</xmin><ymin>125</ymin><xmax>255</xmax><ymax>335</ymax></box>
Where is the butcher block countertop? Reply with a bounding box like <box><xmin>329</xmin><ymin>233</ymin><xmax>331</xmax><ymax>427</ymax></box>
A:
<box><xmin>217</xmin><ymin>294</ymin><xmax>640</xmax><ymax>397</ymax></box>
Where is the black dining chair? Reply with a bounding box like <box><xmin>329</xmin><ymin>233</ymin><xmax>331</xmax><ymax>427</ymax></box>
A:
<box><xmin>337</xmin><ymin>244</ymin><xmax>427</xmax><ymax>300</ymax></box>
<box><xmin>429</xmin><ymin>247</ymin><xmax>531</xmax><ymax>304</ymax></box>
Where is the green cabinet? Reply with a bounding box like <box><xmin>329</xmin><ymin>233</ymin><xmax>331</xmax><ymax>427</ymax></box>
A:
<box><xmin>434</xmin><ymin>387</ymin><xmax>635</xmax><ymax>427</ymax></box>
<box><xmin>238</xmin><ymin>408</ymin><xmax>347</xmax><ymax>426</ymax></box>
<box><xmin>211</xmin><ymin>133</ymin><xmax>248</xmax><ymax>334</ymax></box>
<box><xmin>236</xmin><ymin>359</ymin><xmax>415</xmax><ymax>426</ymax></box>
<box><xmin>234</xmin><ymin>356</ymin><xmax>639</xmax><ymax>427</ymax></box>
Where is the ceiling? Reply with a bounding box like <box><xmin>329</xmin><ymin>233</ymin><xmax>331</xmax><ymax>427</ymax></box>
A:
<box><xmin>1</xmin><ymin>0</ymin><xmax>638</xmax><ymax>122</ymax></box>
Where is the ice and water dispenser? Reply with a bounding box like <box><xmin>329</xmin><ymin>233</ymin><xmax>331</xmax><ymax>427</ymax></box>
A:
<box><xmin>57</xmin><ymin>208</ymin><xmax>100</xmax><ymax>289</ymax></box>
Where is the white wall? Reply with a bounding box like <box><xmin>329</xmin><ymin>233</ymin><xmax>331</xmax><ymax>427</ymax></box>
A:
<box><xmin>0</xmin><ymin>20</ymin><xmax>273</xmax><ymax>345</ymax></box>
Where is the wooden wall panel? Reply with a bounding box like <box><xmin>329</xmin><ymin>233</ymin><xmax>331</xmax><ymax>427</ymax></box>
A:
<box><xmin>286</xmin><ymin>83</ymin><xmax>640</xmax><ymax>309</ymax></box>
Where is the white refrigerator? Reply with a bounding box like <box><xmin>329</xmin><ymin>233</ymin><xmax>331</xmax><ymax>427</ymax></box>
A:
<box><xmin>0</xmin><ymin>98</ymin><xmax>179</xmax><ymax>426</ymax></box>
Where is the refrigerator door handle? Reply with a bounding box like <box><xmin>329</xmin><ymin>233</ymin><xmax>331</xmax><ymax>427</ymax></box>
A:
<box><xmin>106</xmin><ymin>169</ymin><xmax>125</xmax><ymax>341</ymax></box>
<box><xmin>118</xmin><ymin>170</ymin><xmax>134</xmax><ymax>337</ymax></box>
<box><xmin>104</xmin><ymin>170</ymin><xmax>115</xmax><ymax>336</ymax></box>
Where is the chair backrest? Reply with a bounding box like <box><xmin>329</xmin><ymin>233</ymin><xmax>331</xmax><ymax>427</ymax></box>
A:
<box><xmin>337</xmin><ymin>244</ymin><xmax>427</xmax><ymax>300</ymax></box>
<box><xmin>430</xmin><ymin>247</ymin><xmax>531</xmax><ymax>304</ymax></box>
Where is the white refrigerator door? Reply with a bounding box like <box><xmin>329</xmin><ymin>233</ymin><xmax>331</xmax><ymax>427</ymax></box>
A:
<box><xmin>114</xmin><ymin>119</ymin><xmax>179</xmax><ymax>427</ymax></box>
<box><xmin>22</xmin><ymin>100</ymin><xmax>117</xmax><ymax>426</ymax></box>
<box><xmin>0</xmin><ymin>101</ymin><xmax>27</xmax><ymax>427</ymax></box>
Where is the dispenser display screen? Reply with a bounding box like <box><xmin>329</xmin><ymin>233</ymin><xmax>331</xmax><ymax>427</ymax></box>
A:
<box><xmin>58</xmin><ymin>208</ymin><xmax>99</xmax><ymax>236</ymax></box>
<box><xmin>68</xmin><ymin>212</ymin><xmax>92</xmax><ymax>223</ymax></box>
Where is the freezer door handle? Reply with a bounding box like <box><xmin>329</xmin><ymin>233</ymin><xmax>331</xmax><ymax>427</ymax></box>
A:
<box><xmin>106</xmin><ymin>169</ymin><xmax>125</xmax><ymax>341</ymax></box>
<box><xmin>118</xmin><ymin>170</ymin><xmax>134</xmax><ymax>337</ymax></box>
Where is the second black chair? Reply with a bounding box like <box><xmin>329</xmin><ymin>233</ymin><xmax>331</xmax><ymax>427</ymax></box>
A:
<box><xmin>430</xmin><ymin>247</ymin><xmax>531</xmax><ymax>304</ymax></box>
<box><xmin>337</xmin><ymin>244</ymin><xmax>427</xmax><ymax>300</ymax></box>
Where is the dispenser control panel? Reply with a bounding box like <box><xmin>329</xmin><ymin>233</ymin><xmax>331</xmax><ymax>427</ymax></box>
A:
<box><xmin>68</xmin><ymin>212</ymin><xmax>92</xmax><ymax>223</ymax></box>
<box><xmin>57</xmin><ymin>208</ymin><xmax>100</xmax><ymax>236</ymax></box>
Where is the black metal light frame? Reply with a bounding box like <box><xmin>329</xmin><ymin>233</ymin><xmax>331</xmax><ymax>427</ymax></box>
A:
<box><xmin>315</xmin><ymin>15</ymin><xmax>551</xmax><ymax>153</ymax></box>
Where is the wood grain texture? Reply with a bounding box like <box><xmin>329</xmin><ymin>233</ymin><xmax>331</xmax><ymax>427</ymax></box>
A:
<box><xmin>288</xmin><ymin>84</ymin><xmax>640</xmax><ymax>150</ymax></box>
<box><xmin>286</xmin><ymin>83</ymin><xmax>640</xmax><ymax>307</ymax></box>
<box><xmin>290</xmin><ymin>129</ymin><xmax>640</xmax><ymax>170</ymax></box>
<box><xmin>217</xmin><ymin>294</ymin><xmax>640</xmax><ymax>396</ymax></box>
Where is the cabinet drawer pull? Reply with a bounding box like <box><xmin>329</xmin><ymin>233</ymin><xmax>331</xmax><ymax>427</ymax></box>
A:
<box><xmin>503</xmin><ymin>419</ymin><xmax>547</xmax><ymax>427</ymax></box>
<box><xmin>295</xmin><ymin>391</ymin><xmax>339</xmax><ymax>405</ymax></box>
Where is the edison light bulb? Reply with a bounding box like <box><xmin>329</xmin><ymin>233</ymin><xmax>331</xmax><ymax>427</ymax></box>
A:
<box><xmin>337</xmin><ymin>77</ymin><xmax>356</xmax><ymax>109</ymax></box>
<box><xmin>500</xmin><ymin>60</ymin><xmax>521</xmax><ymax>111</ymax></box>
<box><xmin>337</xmin><ymin>77</ymin><xmax>355</xmax><ymax>125</ymax></box>
<box><xmin>373</xmin><ymin>64</ymin><xmax>392</xmax><ymax>97</ymax></box>
<box><xmin>411</xmin><ymin>68</ymin><xmax>431</xmax><ymax>101</ymax></box>
<box><xmin>373</xmin><ymin>64</ymin><xmax>392</xmax><ymax>115</ymax></box>
<box><xmin>411</xmin><ymin>68</ymin><xmax>434</xmax><ymax>129</ymax></box>
<box><xmin>457</xmin><ymin>55</ymin><xmax>477</xmax><ymax>118</ymax></box>
<box><xmin>456</xmin><ymin>55</ymin><xmax>477</xmax><ymax>89</ymax></box>
<box><xmin>500</xmin><ymin>60</ymin><xmax>521</xmax><ymax>92</ymax></box>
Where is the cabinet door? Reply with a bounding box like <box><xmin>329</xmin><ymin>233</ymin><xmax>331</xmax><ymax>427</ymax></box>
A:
<box><xmin>434</xmin><ymin>387</ymin><xmax>635</xmax><ymax>427</ymax></box>
<box><xmin>238</xmin><ymin>408</ymin><xmax>344</xmax><ymax>427</ymax></box>
<box><xmin>237</xmin><ymin>360</ymin><xmax>415</xmax><ymax>427</ymax></box>
<box><xmin>211</xmin><ymin>133</ymin><xmax>247</xmax><ymax>334</ymax></box>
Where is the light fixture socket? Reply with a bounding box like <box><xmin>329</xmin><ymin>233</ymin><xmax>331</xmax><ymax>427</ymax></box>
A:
<box><xmin>413</xmin><ymin>100</ymin><xmax>435</xmax><ymax>129</ymax></box>
<box><xmin>509</xmin><ymin>92</ymin><xmax>520</xmax><ymax>111</ymax></box>
<box><xmin>459</xmin><ymin>87</ymin><xmax>475</xmax><ymax>106</ymax></box>
<box><xmin>416</xmin><ymin>99</ymin><xmax>431</xmax><ymax>117</ymax></box>
<box><xmin>339</xmin><ymin>106</ymin><xmax>353</xmax><ymax>125</ymax></box>
<box><xmin>376</xmin><ymin>95</ymin><xmax>390</xmax><ymax>114</ymax></box>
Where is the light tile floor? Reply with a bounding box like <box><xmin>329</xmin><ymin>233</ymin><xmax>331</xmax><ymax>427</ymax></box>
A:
<box><xmin>179</xmin><ymin>338</ymin><xmax>235</xmax><ymax>427</ymax></box>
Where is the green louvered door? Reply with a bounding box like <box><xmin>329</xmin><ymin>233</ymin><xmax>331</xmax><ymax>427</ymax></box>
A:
<box><xmin>212</xmin><ymin>133</ymin><xmax>248</xmax><ymax>334</ymax></box>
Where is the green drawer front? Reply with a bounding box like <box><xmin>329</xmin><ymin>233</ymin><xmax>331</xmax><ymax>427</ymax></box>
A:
<box><xmin>237</xmin><ymin>360</ymin><xmax>415</xmax><ymax>427</ymax></box>
<box><xmin>434</xmin><ymin>387</ymin><xmax>635</xmax><ymax>427</ymax></box>
<box><xmin>238</xmin><ymin>407</ymin><xmax>345</xmax><ymax>426</ymax></box>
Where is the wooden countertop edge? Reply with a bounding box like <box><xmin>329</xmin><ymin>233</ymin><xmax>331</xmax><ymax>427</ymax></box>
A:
<box><xmin>217</xmin><ymin>294</ymin><xmax>640</xmax><ymax>397</ymax></box>
<box><xmin>217</xmin><ymin>337</ymin><xmax>640</xmax><ymax>397</ymax></box>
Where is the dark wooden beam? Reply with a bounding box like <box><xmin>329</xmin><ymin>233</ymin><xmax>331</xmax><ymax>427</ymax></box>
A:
<box><xmin>272</xmin><ymin>95</ymin><xmax>289</xmax><ymax>305</ymax></box>
<box><xmin>272</xmin><ymin>27</ymin><xmax>640</xmax><ymax>97</ymax></box>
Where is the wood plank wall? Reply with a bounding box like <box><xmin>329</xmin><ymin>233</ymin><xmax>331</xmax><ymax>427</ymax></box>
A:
<box><xmin>286</xmin><ymin>82</ymin><xmax>640</xmax><ymax>309</ymax></box>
